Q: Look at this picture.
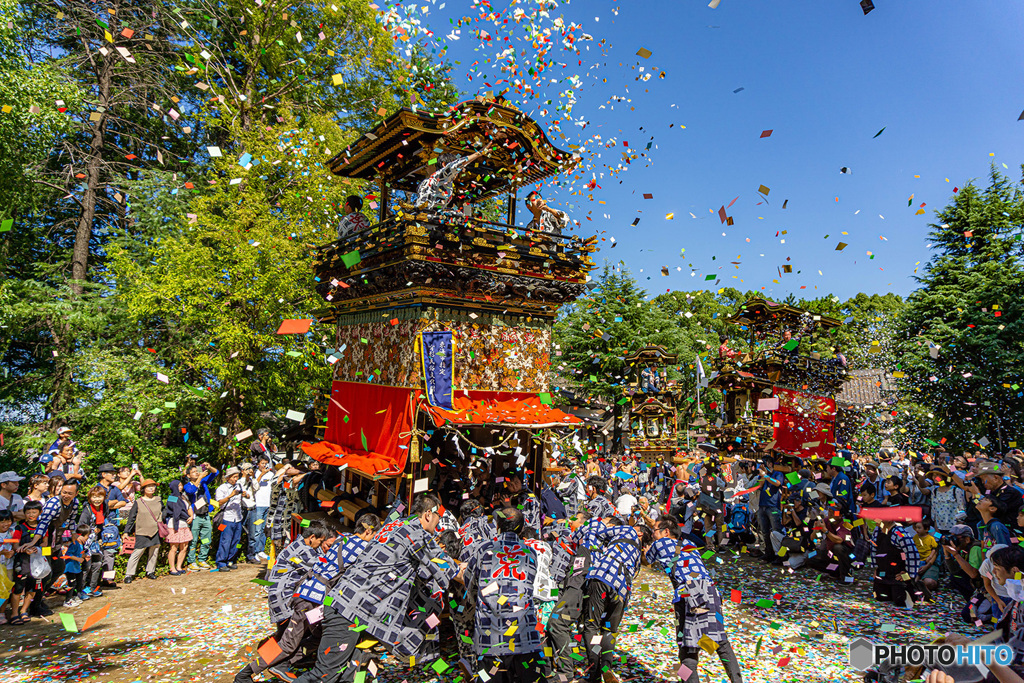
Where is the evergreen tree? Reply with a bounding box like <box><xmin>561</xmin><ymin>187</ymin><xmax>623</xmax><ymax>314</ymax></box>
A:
<box><xmin>894</xmin><ymin>167</ymin><xmax>1024</xmax><ymax>452</ymax></box>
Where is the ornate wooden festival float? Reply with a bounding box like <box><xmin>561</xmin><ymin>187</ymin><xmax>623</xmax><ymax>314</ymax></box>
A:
<box><xmin>299</xmin><ymin>97</ymin><xmax>595</xmax><ymax>524</ymax></box>
<box><xmin>705</xmin><ymin>298</ymin><xmax>847</xmax><ymax>462</ymax></box>
<box><xmin>624</xmin><ymin>345</ymin><xmax>679</xmax><ymax>464</ymax></box>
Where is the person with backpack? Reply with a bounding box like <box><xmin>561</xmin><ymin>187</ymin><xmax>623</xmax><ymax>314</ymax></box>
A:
<box><xmin>646</xmin><ymin>520</ymin><xmax>744</xmax><ymax>683</ymax></box>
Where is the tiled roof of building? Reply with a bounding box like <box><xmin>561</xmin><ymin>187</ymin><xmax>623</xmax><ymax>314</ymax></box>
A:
<box><xmin>837</xmin><ymin>368</ymin><xmax>893</xmax><ymax>409</ymax></box>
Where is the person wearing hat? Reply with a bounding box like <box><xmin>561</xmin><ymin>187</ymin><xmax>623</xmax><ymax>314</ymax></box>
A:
<box><xmin>123</xmin><ymin>479</ymin><xmax>164</xmax><ymax>583</ymax></box>
<box><xmin>97</xmin><ymin>463</ymin><xmax>128</xmax><ymax>520</ymax></box>
<box><xmin>961</xmin><ymin>461</ymin><xmax>1024</xmax><ymax>533</ymax></box>
<box><xmin>237</xmin><ymin>462</ymin><xmax>260</xmax><ymax>565</ymax></box>
<box><xmin>46</xmin><ymin>426</ymin><xmax>73</xmax><ymax>457</ymax></box>
<box><xmin>862</xmin><ymin>461</ymin><xmax>886</xmax><ymax>503</ymax></box>
<box><xmin>212</xmin><ymin>467</ymin><xmax>245</xmax><ymax>572</ymax></box>
<box><xmin>91</xmin><ymin>462</ymin><xmax>128</xmax><ymax>586</ymax></box>
<box><xmin>941</xmin><ymin>523</ymin><xmax>985</xmax><ymax>603</ymax></box>
<box><xmin>0</xmin><ymin>471</ymin><xmax>25</xmax><ymax>522</ymax></box>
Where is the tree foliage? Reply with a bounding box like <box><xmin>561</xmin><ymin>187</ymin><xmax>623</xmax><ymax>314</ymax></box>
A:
<box><xmin>894</xmin><ymin>167</ymin><xmax>1024</xmax><ymax>453</ymax></box>
<box><xmin>0</xmin><ymin>0</ymin><xmax>457</xmax><ymax>475</ymax></box>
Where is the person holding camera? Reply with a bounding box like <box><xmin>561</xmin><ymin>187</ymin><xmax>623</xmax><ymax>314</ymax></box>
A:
<box><xmin>184</xmin><ymin>462</ymin><xmax>219</xmax><ymax>571</ymax></box>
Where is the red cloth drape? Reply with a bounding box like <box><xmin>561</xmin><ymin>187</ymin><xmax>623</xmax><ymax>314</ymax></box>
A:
<box><xmin>772</xmin><ymin>387</ymin><xmax>836</xmax><ymax>458</ymax></box>
<box><xmin>301</xmin><ymin>381</ymin><xmax>415</xmax><ymax>475</ymax></box>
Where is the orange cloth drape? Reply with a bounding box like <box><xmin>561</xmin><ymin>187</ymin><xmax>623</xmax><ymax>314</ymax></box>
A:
<box><xmin>423</xmin><ymin>390</ymin><xmax>582</xmax><ymax>427</ymax></box>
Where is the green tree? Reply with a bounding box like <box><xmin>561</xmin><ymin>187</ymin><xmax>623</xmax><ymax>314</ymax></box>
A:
<box><xmin>894</xmin><ymin>167</ymin><xmax>1024</xmax><ymax>452</ymax></box>
<box><xmin>553</xmin><ymin>264</ymin><xmax>687</xmax><ymax>448</ymax></box>
<box><xmin>1</xmin><ymin>0</ymin><xmax>461</xmax><ymax>472</ymax></box>
<box><xmin>0</xmin><ymin>0</ymin><xmax>79</xmax><ymax>216</ymax></box>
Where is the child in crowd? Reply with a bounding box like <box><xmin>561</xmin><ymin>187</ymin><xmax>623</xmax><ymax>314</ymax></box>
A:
<box><xmin>62</xmin><ymin>524</ymin><xmax>88</xmax><ymax>608</ymax></box>
<box><xmin>0</xmin><ymin>510</ymin><xmax>14</xmax><ymax>624</ymax></box>
<box><xmin>912</xmin><ymin>520</ymin><xmax>941</xmax><ymax>593</ymax></box>
<box><xmin>10</xmin><ymin>499</ymin><xmax>43</xmax><ymax>624</ymax></box>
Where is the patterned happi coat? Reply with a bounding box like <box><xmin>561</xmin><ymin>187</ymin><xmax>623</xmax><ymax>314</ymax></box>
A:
<box><xmin>266</xmin><ymin>538</ymin><xmax>320</xmax><ymax>624</ymax></box>
<box><xmin>587</xmin><ymin>495</ymin><xmax>616</xmax><ymax>520</ymax></box>
<box><xmin>457</xmin><ymin>516</ymin><xmax>498</xmax><ymax>563</ymax></box>
<box><xmin>295</xmin><ymin>534</ymin><xmax>368</xmax><ymax>606</ymax></box>
<box><xmin>517</xmin><ymin>491</ymin><xmax>544</xmax><ymax>536</ymax></box>
<box><xmin>468</xmin><ymin>532</ymin><xmax>542</xmax><ymax>657</ymax></box>
<box><xmin>414</xmin><ymin>154</ymin><xmax>470</xmax><ymax>209</ymax></box>
<box><xmin>544</xmin><ymin>522</ymin><xmax>575</xmax><ymax>586</ymax></box>
<box><xmin>646</xmin><ymin>538</ymin><xmax>728</xmax><ymax>646</ymax></box>
<box><xmin>585</xmin><ymin>525</ymin><xmax>642</xmax><ymax>603</ymax></box>
<box><xmin>327</xmin><ymin>518</ymin><xmax>459</xmax><ymax>659</ymax></box>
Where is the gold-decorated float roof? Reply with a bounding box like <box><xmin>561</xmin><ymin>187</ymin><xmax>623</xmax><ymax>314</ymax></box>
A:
<box><xmin>727</xmin><ymin>298</ymin><xmax>841</xmax><ymax>330</ymax></box>
<box><xmin>623</xmin><ymin>344</ymin><xmax>679</xmax><ymax>366</ymax></box>
<box><xmin>327</xmin><ymin>98</ymin><xmax>579</xmax><ymax>202</ymax></box>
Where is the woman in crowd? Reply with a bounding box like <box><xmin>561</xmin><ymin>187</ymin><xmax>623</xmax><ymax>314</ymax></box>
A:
<box><xmin>164</xmin><ymin>480</ymin><xmax>194</xmax><ymax>576</ymax></box>
<box><xmin>929</xmin><ymin>465</ymin><xmax>966</xmax><ymax>534</ymax></box>
<box><xmin>46</xmin><ymin>473</ymin><xmax>66</xmax><ymax>500</ymax></box>
<box><xmin>78</xmin><ymin>485</ymin><xmax>109</xmax><ymax>598</ymax></box>
<box><xmin>116</xmin><ymin>465</ymin><xmax>143</xmax><ymax>507</ymax></box>
<box><xmin>122</xmin><ymin>479</ymin><xmax>164</xmax><ymax>583</ymax></box>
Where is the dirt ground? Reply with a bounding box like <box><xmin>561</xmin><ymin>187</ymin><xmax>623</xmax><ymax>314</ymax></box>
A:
<box><xmin>0</xmin><ymin>552</ymin><xmax>985</xmax><ymax>683</ymax></box>
<box><xmin>0</xmin><ymin>564</ymin><xmax>271</xmax><ymax>683</ymax></box>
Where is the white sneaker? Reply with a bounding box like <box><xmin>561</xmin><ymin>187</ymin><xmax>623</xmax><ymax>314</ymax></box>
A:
<box><xmin>63</xmin><ymin>598</ymin><xmax>82</xmax><ymax>608</ymax></box>
<box><xmin>256</xmin><ymin>552</ymin><xmax>268</xmax><ymax>561</ymax></box>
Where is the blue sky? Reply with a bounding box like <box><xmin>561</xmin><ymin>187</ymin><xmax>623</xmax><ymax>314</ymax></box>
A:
<box><xmin>423</xmin><ymin>0</ymin><xmax>1024</xmax><ymax>300</ymax></box>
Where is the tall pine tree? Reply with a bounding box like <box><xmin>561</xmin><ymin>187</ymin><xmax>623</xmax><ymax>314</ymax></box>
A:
<box><xmin>895</xmin><ymin>166</ymin><xmax>1024</xmax><ymax>452</ymax></box>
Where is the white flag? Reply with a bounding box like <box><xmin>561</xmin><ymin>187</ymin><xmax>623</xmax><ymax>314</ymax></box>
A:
<box><xmin>695</xmin><ymin>354</ymin><xmax>706</xmax><ymax>381</ymax></box>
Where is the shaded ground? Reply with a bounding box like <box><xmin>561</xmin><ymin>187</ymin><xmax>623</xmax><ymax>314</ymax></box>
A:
<box><xmin>0</xmin><ymin>553</ymin><xmax>980</xmax><ymax>683</ymax></box>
